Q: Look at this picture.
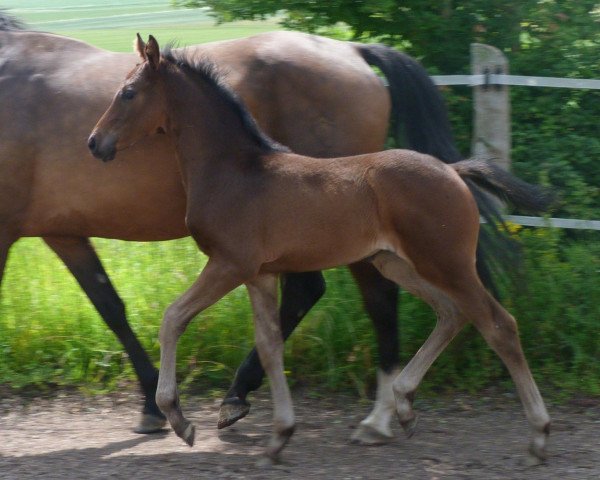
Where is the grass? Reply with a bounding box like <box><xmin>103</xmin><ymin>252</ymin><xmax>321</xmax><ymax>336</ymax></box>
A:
<box><xmin>2</xmin><ymin>0</ymin><xmax>280</xmax><ymax>52</ymax></box>
<box><xmin>2</xmin><ymin>232</ymin><xmax>599</xmax><ymax>399</ymax></box>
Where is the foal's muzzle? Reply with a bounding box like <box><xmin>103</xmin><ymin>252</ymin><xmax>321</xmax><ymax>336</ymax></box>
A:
<box><xmin>87</xmin><ymin>133</ymin><xmax>117</xmax><ymax>162</ymax></box>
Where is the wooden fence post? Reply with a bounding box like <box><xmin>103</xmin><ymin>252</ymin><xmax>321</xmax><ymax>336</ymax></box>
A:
<box><xmin>470</xmin><ymin>43</ymin><xmax>511</xmax><ymax>170</ymax></box>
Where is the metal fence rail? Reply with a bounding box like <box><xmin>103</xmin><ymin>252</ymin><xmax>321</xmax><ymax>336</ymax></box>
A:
<box><xmin>430</xmin><ymin>67</ymin><xmax>600</xmax><ymax>231</ymax></box>
<box><xmin>432</xmin><ymin>74</ymin><xmax>600</xmax><ymax>90</ymax></box>
<box><xmin>504</xmin><ymin>216</ymin><xmax>600</xmax><ymax>231</ymax></box>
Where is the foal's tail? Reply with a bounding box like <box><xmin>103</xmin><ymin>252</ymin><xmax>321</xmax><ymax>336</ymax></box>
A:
<box><xmin>453</xmin><ymin>159</ymin><xmax>555</xmax><ymax>294</ymax></box>
<box><xmin>452</xmin><ymin>159</ymin><xmax>554</xmax><ymax>215</ymax></box>
<box><xmin>355</xmin><ymin>42</ymin><xmax>554</xmax><ymax>296</ymax></box>
<box><xmin>354</xmin><ymin>43</ymin><xmax>461</xmax><ymax>163</ymax></box>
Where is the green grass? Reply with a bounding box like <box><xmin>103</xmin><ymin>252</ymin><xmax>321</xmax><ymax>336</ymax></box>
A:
<box><xmin>54</xmin><ymin>23</ymin><xmax>280</xmax><ymax>52</ymax></box>
<box><xmin>2</xmin><ymin>0</ymin><xmax>280</xmax><ymax>51</ymax></box>
<box><xmin>2</xmin><ymin>232</ymin><xmax>599</xmax><ymax>399</ymax></box>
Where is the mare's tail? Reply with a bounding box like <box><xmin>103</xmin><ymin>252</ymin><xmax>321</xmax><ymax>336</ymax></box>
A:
<box><xmin>354</xmin><ymin>42</ymin><xmax>461</xmax><ymax>163</ymax></box>
<box><xmin>355</xmin><ymin>43</ymin><xmax>554</xmax><ymax>296</ymax></box>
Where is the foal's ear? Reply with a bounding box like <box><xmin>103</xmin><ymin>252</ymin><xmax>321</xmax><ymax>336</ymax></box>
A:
<box><xmin>145</xmin><ymin>35</ymin><xmax>160</xmax><ymax>71</ymax></box>
<box><xmin>135</xmin><ymin>33</ymin><xmax>146</xmax><ymax>61</ymax></box>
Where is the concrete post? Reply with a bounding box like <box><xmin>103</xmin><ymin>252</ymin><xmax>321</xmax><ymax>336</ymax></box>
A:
<box><xmin>471</xmin><ymin>43</ymin><xmax>511</xmax><ymax>170</ymax></box>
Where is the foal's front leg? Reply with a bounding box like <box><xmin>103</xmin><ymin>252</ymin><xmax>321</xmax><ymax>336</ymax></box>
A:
<box><xmin>246</xmin><ymin>274</ymin><xmax>295</xmax><ymax>464</ymax></box>
<box><xmin>156</xmin><ymin>258</ymin><xmax>247</xmax><ymax>446</ymax></box>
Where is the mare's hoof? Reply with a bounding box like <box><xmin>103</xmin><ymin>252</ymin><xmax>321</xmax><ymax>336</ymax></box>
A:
<box><xmin>350</xmin><ymin>424</ymin><xmax>394</xmax><ymax>445</ymax></box>
<box><xmin>134</xmin><ymin>414</ymin><xmax>168</xmax><ymax>434</ymax></box>
<box><xmin>400</xmin><ymin>414</ymin><xmax>418</xmax><ymax>438</ymax></box>
<box><xmin>218</xmin><ymin>397</ymin><xmax>251</xmax><ymax>429</ymax></box>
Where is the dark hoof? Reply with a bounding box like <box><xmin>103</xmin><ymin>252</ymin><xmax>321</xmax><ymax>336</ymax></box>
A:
<box><xmin>175</xmin><ymin>421</ymin><xmax>196</xmax><ymax>447</ymax></box>
<box><xmin>400</xmin><ymin>413</ymin><xmax>418</xmax><ymax>438</ymax></box>
<box><xmin>134</xmin><ymin>414</ymin><xmax>168</xmax><ymax>434</ymax></box>
<box><xmin>350</xmin><ymin>424</ymin><xmax>394</xmax><ymax>446</ymax></box>
<box><xmin>218</xmin><ymin>397</ymin><xmax>251</xmax><ymax>429</ymax></box>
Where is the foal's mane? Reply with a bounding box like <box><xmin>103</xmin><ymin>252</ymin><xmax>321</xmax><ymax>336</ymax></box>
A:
<box><xmin>162</xmin><ymin>47</ymin><xmax>289</xmax><ymax>154</ymax></box>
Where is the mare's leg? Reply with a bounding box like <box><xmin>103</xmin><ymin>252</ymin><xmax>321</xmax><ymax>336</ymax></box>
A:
<box><xmin>348</xmin><ymin>260</ymin><xmax>400</xmax><ymax>445</ymax></box>
<box><xmin>246</xmin><ymin>274</ymin><xmax>295</xmax><ymax>464</ymax></box>
<box><xmin>43</xmin><ymin>236</ymin><xmax>164</xmax><ymax>433</ymax></box>
<box><xmin>0</xmin><ymin>235</ymin><xmax>13</xmax><ymax>289</ymax></box>
<box><xmin>219</xmin><ymin>271</ymin><xmax>325</xmax><ymax>428</ymax></box>
<box><xmin>156</xmin><ymin>257</ymin><xmax>248</xmax><ymax>446</ymax></box>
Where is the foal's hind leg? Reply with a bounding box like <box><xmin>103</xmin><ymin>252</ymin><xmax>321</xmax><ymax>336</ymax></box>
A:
<box><xmin>373</xmin><ymin>252</ymin><xmax>550</xmax><ymax>461</ymax></box>
<box><xmin>370</xmin><ymin>252</ymin><xmax>465</xmax><ymax>435</ymax></box>
<box><xmin>43</xmin><ymin>236</ymin><xmax>165</xmax><ymax>434</ymax></box>
<box><xmin>464</xmin><ymin>294</ymin><xmax>550</xmax><ymax>462</ymax></box>
<box><xmin>246</xmin><ymin>274</ymin><xmax>295</xmax><ymax>465</ymax></box>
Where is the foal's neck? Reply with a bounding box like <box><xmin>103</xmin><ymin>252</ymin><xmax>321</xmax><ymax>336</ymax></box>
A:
<box><xmin>162</xmin><ymin>67</ymin><xmax>267</xmax><ymax>175</ymax></box>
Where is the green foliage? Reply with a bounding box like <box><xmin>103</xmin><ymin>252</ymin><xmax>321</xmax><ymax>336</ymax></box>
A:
<box><xmin>176</xmin><ymin>0</ymin><xmax>600</xmax><ymax>218</ymax></box>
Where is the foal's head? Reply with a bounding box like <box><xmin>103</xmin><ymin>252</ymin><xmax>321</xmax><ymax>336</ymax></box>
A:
<box><xmin>88</xmin><ymin>34</ymin><xmax>167</xmax><ymax>162</ymax></box>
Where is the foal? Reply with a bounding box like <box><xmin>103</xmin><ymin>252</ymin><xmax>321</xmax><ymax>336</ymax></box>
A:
<box><xmin>89</xmin><ymin>35</ymin><xmax>551</xmax><ymax>463</ymax></box>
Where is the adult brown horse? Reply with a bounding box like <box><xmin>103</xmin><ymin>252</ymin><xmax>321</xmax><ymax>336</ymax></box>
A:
<box><xmin>3</xmin><ymin>12</ymin><xmax>480</xmax><ymax>441</ymax></box>
<box><xmin>89</xmin><ymin>35</ymin><xmax>551</xmax><ymax>465</ymax></box>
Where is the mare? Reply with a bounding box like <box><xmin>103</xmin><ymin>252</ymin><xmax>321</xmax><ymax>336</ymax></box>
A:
<box><xmin>0</xmin><ymin>13</ymin><xmax>471</xmax><ymax>441</ymax></box>
<box><xmin>88</xmin><ymin>35</ymin><xmax>552</xmax><ymax>464</ymax></box>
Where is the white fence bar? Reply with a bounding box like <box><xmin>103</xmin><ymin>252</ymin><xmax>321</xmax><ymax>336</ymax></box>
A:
<box><xmin>432</xmin><ymin>74</ymin><xmax>600</xmax><ymax>90</ymax></box>
<box><xmin>503</xmin><ymin>215</ymin><xmax>600</xmax><ymax>230</ymax></box>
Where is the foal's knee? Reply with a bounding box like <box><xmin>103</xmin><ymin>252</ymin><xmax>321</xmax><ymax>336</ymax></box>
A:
<box><xmin>159</xmin><ymin>304</ymin><xmax>187</xmax><ymax>343</ymax></box>
<box><xmin>155</xmin><ymin>387</ymin><xmax>178</xmax><ymax>413</ymax></box>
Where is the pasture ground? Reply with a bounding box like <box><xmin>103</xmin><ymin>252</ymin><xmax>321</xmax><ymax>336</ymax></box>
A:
<box><xmin>1</xmin><ymin>388</ymin><xmax>598</xmax><ymax>479</ymax></box>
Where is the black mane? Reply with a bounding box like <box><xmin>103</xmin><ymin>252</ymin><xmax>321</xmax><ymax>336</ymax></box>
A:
<box><xmin>162</xmin><ymin>47</ymin><xmax>289</xmax><ymax>154</ymax></box>
<box><xmin>0</xmin><ymin>11</ymin><xmax>26</xmax><ymax>31</ymax></box>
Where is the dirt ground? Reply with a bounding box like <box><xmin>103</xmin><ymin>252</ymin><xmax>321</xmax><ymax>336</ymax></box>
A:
<box><xmin>0</xmin><ymin>388</ymin><xmax>598</xmax><ymax>480</ymax></box>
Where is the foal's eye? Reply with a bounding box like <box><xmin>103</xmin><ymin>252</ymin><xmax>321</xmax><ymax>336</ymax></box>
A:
<box><xmin>121</xmin><ymin>89</ymin><xmax>136</xmax><ymax>100</ymax></box>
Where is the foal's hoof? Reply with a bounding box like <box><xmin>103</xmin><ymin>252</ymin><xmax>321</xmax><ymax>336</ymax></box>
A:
<box><xmin>134</xmin><ymin>413</ymin><xmax>168</xmax><ymax>434</ymax></box>
<box><xmin>256</xmin><ymin>453</ymin><xmax>279</xmax><ymax>468</ymax></box>
<box><xmin>399</xmin><ymin>414</ymin><xmax>418</xmax><ymax>438</ymax></box>
<box><xmin>527</xmin><ymin>441</ymin><xmax>548</xmax><ymax>464</ymax></box>
<box><xmin>177</xmin><ymin>422</ymin><xmax>196</xmax><ymax>447</ymax></box>
<box><xmin>522</xmin><ymin>453</ymin><xmax>545</xmax><ymax>467</ymax></box>
<box><xmin>218</xmin><ymin>397</ymin><xmax>251</xmax><ymax>429</ymax></box>
<box><xmin>350</xmin><ymin>424</ymin><xmax>394</xmax><ymax>445</ymax></box>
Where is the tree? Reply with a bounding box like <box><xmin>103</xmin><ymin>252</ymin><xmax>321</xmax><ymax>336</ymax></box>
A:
<box><xmin>175</xmin><ymin>0</ymin><xmax>600</xmax><ymax>216</ymax></box>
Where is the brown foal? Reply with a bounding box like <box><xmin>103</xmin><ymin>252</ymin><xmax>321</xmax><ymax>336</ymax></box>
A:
<box><xmin>89</xmin><ymin>36</ymin><xmax>551</xmax><ymax>464</ymax></box>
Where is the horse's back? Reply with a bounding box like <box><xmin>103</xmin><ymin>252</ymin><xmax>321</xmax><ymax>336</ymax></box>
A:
<box><xmin>0</xmin><ymin>29</ymin><xmax>391</xmax><ymax>240</ymax></box>
<box><xmin>191</xmin><ymin>31</ymin><xmax>390</xmax><ymax>157</ymax></box>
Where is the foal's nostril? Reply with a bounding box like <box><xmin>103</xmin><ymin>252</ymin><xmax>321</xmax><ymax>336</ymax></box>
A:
<box><xmin>87</xmin><ymin>135</ymin><xmax>97</xmax><ymax>153</ymax></box>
